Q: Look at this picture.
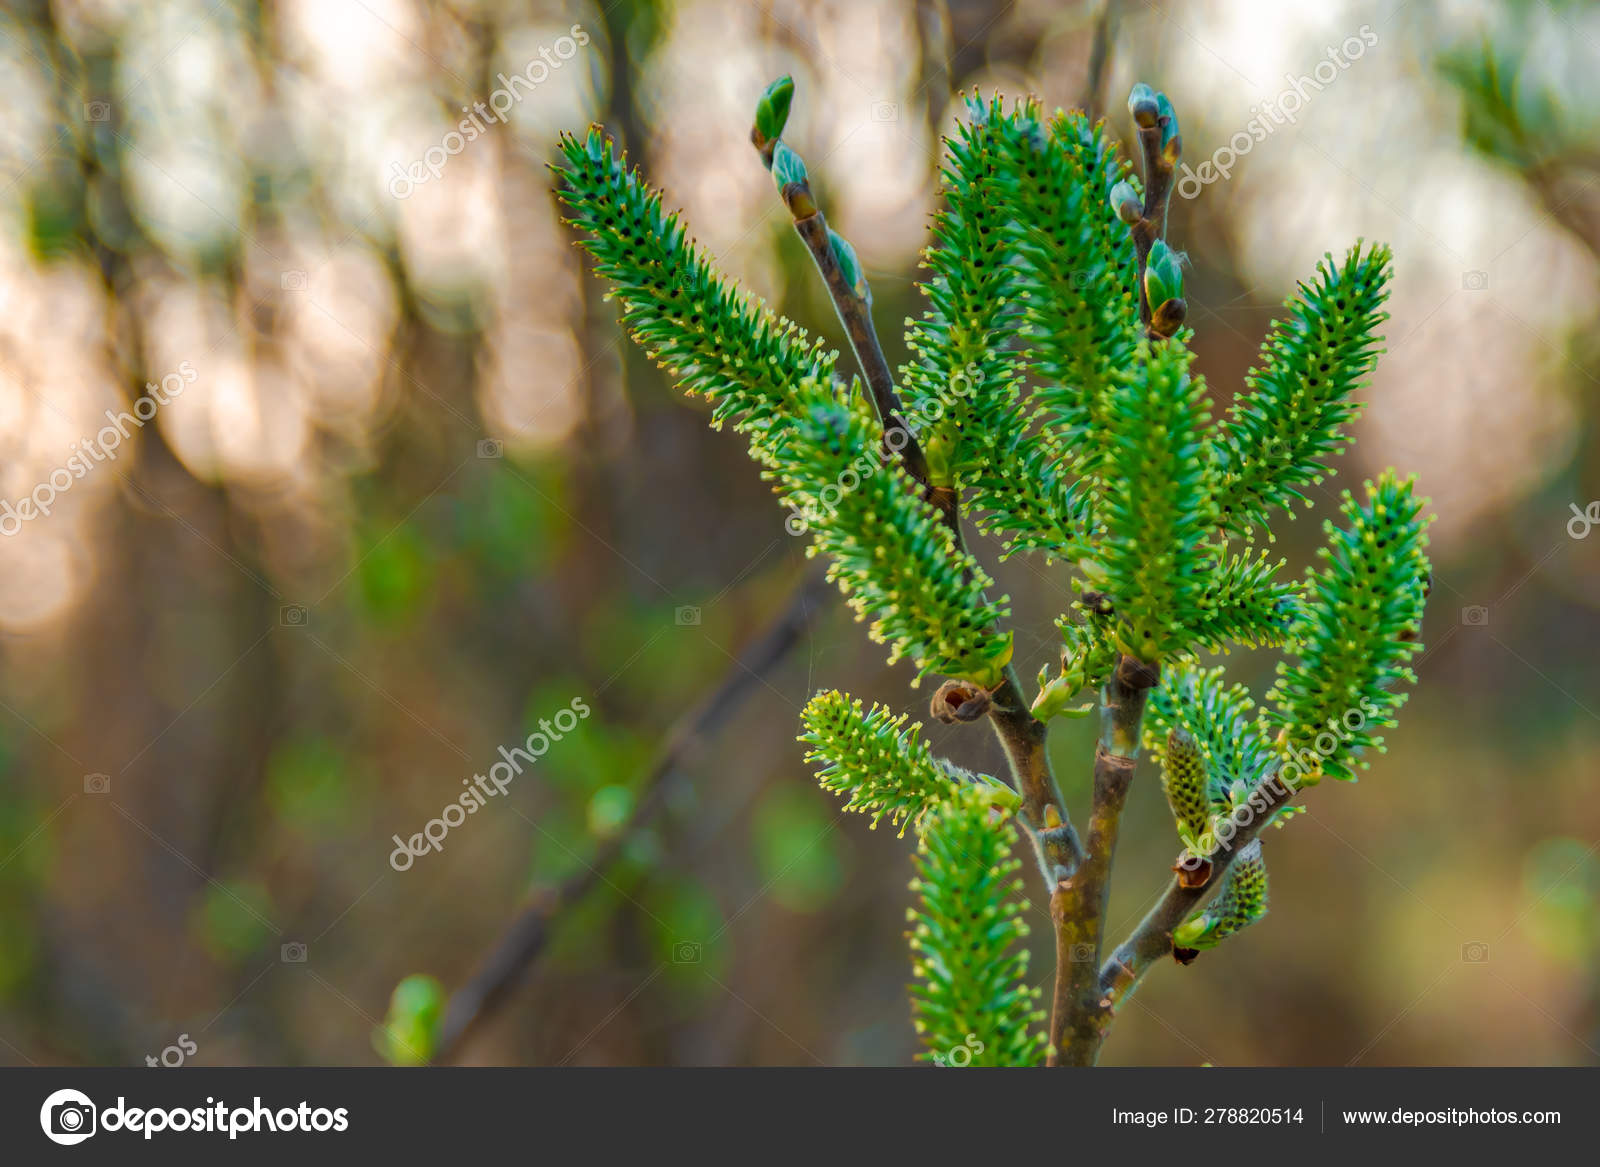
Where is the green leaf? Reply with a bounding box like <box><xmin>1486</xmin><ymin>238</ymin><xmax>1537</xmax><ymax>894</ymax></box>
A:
<box><xmin>907</xmin><ymin>786</ymin><xmax>1045</xmax><ymax>1066</ymax></box>
<box><xmin>827</xmin><ymin>228</ymin><xmax>868</xmax><ymax>302</ymax></box>
<box><xmin>1265</xmin><ymin>471</ymin><xmax>1431</xmax><ymax>782</ymax></box>
<box><xmin>770</xmin><ymin>140</ymin><xmax>809</xmax><ymax>192</ymax></box>
<box><xmin>1033</xmin><ymin>605</ymin><xmax>1118</xmax><ymax>718</ymax></box>
<box><xmin>1144</xmin><ymin>238</ymin><xmax>1183</xmax><ymax>310</ymax></box>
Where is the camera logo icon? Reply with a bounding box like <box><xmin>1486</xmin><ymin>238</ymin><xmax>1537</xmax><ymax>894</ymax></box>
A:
<box><xmin>83</xmin><ymin>101</ymin><xmax>111</xmax><ymax>123</ymax></box>
<box><xmin>281</xmin><ymin>941</ymin><xmax>308</xmax><ymax>963</ymax></box>
<box><xmin>870</xmin><ymin>101</ymin><xmax>898</xmax><ymax>122</ymax></box>
<box><xmin>279</xmin><ymin>604</ymin><xmax>308</xmax><ymax>627</ymax></box>
<box><xmin>1461</xmin><ymin>942</ymin><xmax>1490</xmax><ymax>963</ymax></box>
<box><xmin>674</xmin><ymin>606</ymin><xmax>701</xmax><ymax>627</ymax></box>
<box><xmin>1460</xmin><ymin>605</ymin><xmax>1489</xmax><ymax>627</ymax></box>
<box><xmin>83</xmin><ymin>772</ymin><xmax>111</xmax><ymax>795</ymax></box>
<box><xmin>1069</xmin><ymin>942</ymin><xmax>1095</xmax><ymax>962</ymax></box>
<box><xmin>40</xmin><ymin>1088</ymin><xmax>96</xmax><ymax>1145</ymax></box>
<box><xmin>476</xmin><ymin>438</ymin><xmax>504</xmax><ymax>459</ymax></box>
<box><xmin>1461</xmin><ymin>270</ymin><xmax>1489</xmax><ymax>291</ymax></box>
<box><xmin>281</xmin><ymin>270</ymin><xmax>308</xmax><ymax>291</ymax></box>
<box><xmin>672</xmin><ymin>940</ymin><xmax>701</xmax><ymax>964</ymax></box>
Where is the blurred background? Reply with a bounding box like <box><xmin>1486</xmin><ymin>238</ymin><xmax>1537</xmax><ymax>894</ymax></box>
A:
<box><xmin>1</xmin><ymin>0</ymin><xmax>1597</xmax><ymax>1068</ymax></box>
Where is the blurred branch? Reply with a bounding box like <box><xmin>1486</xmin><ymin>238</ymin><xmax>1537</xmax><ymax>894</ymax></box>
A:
<box><xmin>431</xmin><ymin>567</ymin><xmax>831</xmax><ymax>1063</ymax></box>
<box><xmin>1082</xmin><ymin>0</ymin><xmax>1119</xmax><ymax>123</ymax></box>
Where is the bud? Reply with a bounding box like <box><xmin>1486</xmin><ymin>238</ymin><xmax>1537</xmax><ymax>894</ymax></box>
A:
<box><xmin>1109</xmin><ymin>178</ymin><xmax>1142</xmax><ymax>224</ymax></box>
<box><xmin>828</xmin><ymin>228</ymin><xmax>869</xmax><ymax>303</ymax></box>
<box><xmin>1127</xmin><ymin>82</ymin><xmax>1160</xmax><ymax>127</ymax></box>
<box><xmin>1151</xmin><ymin>296</ymin><xmax>1187</xmax><ymax>338</ymax></box>
<box><xmin>1155</xmin><ymin>92</ymin><xmax>1180</xmax><ymax>150</ymax></box>
<box><xmin>374</xmin><ymin>974</ymin><xmax>444</xmax><ymax>1065</ymax></box>
<box><xmin>1144</xmin><ymin>238</ymin><xmax>1183</xmax><ymax>311</ymax></box>
<box><xmin>770</xmin><ymin>141</ymin><xmax>816</xmax><ymax>218</ymax></box>
<box><xmin>754</xmin><ymin>75</ymin><xmax>795</xmax><ymax>148</ymax></box>
<box><xmin>1030</xmin><ymin>665</ymin><xmax>1094</xmax><ymax>721</ymax></box>
<box><xmin>770</xmin><ymin>140</ymin><xmax>807</xmax><ymax>191</ymax></box>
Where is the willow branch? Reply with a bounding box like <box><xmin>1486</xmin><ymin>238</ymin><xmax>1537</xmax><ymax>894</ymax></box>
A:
<box><xmin>432</xmin><ymin>567</ymin><xmax>831</xmax><ymax>1063</ymax></box>
<box><xmin>753</xmin><ymin>115</ymin><xmax>1079</xmax><ymax>888</ymax></box>
<box><xmin>1097</xmin><ymin>763</ymin><xmax>1300</xmax><ymax>1014</ymax></box>
<box><xmin>1048</xmin><ymin>654</ymin><xmax>1158</xmax><ymax>1064</ymax></box>
<box><xmin>1127</xmin><ymin>97</ymin><xmax>1180</xmax><ymax>327</ymax></box>
<box><xmin>1082</xmin><ymin>0</ymin><xmax>1120</xmax><ymax>122</ymax></box>
<box><xmin>980</xmin><ymin>665</ymin><xmax>1083</xmax><ymax>882</ymax></box>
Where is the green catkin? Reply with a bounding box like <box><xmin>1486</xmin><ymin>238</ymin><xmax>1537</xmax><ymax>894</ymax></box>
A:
<box><xmin>1162</xmin><ymin>729</ymin><xmax>1212</xmax><ymax>841</ymax></box>
<box><xmin>907</xmin><ymin>786</ymin><xmax>1046</xmax><ymax>1066</ymax></box>
<box><xmin>799</xmin><ymin>691</ymin><xmax>1016</xmax><ymax>835</ymax></box>
<box><xmin>1097</xmin><ymin>337</ymin><xmax>1214</xmax><ymax>661</ymax></box>
<box><xmin>1215</xmin><ymin>243</ymin><xmax>1393</xmax><ymax>535</ymax></box>
<box><xmin>1173</xmin><ymin>840</ymin><xmax>1270</xmax><ymax>950</ymax></box>
<box><xmin>774</xmin><ymin>386</ymin><xmax>1013</xmax><ymax>684</ymax></box>
<box><xmin>1266</xmin><ymin>471</ymin><xmax>1431</xmax><ymax>781</ymax></box>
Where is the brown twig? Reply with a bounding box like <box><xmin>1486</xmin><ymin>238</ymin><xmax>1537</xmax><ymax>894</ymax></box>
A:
<box><xmin>1127</xmin><ymin>94</ymin><xmax>1181</xmax><ymax>329</ymax></box>
<box><xmin>1097</xmin><ymin>763</ymin><xmax>1299</xmax><ymax>1016</ymax></box>
<box><xmin>431</xmin><ymin>567</ymin><xmax>832</xmax><ymax>1063</ymax></box>
<box><xmin>1047</xmin><ymin>654</ymin><xmax>1158</xmax><ymax>1064</ymax></box>
<box><xmin>758</xmin><ymin>138</ymin><xmax>949</xmax><ymax>535</ymax></box>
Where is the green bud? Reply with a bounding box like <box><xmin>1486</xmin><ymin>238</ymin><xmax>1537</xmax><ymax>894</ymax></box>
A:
<box><xmin>373</xmin><ymin>974</ymin><xmax>444</xmax><ymax>1066</ymax></box>
<box><xmin>1110</xmin><ymin>178</ymin><xmax>1142</xmax><ymax>224</ymax></box>
<box><xmin>770</xmin><ymin>140</ymin><xmax>808</xmax><ymax>192</ymax></box>
<box><xmin>1128</xmin><ymin>82</ymin><xmax>1160</xmax><ymax>127</ymax></box>
<box><xmin>1144</xmin><ymin>238</ymin><xmax>1183</xmax><ymax>309</ymax></box>
<box><xmin>587</xmin><ymin>784</ymin><xmax>633</xmax><ymax>838</ymax></box>
<box><xmin>754</xmin><ymin>75</ymin><xmax>795</xmax><ymax>146</ymax></box>
<box><xmin>1156</xmin><ymin>92</ymin><xmax>1179</xmax><ymax>149</ymax></box>
<box><xmin>1030</xmin><ymin>668</ymin><xmax>1093</xmax><ymax>721</ymax></box>
<box><xmin>828</xmin><ymin>227</ymin><xmax>869</xmax><ymax>302</ymax></box>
